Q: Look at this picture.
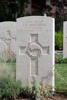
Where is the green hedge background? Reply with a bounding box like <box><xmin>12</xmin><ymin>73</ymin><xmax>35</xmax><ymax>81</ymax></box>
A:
<box><xmin>55</xmin><ymin>32</ymin><xmax>63</xmax><ymax>50</ymax></box>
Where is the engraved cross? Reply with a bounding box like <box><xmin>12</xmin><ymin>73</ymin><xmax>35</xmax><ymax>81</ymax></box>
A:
<box><xmin>19</xmin><ymin>34</ymin><xmax>49</xmax><ymax>76</ymax></box>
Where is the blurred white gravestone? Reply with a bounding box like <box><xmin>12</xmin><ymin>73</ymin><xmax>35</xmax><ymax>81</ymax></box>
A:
<box><xmin>63</xmin><ymin>21</ymin><xmax>67</xmax><ymax>58</ymax></box>
<box><xmin>16</xmin><ymin>16</ymin><xmax>55</xmax><ymax>89</ymax></box>
<box><xmin>0</xmin><ymin>22</ymin><xmax>16</xmax><ymax>53</ymax></box>
<box><xmin>0</xmin><ymin>22</ymin><xmax>16</xmax><ymax>61</ymax></box>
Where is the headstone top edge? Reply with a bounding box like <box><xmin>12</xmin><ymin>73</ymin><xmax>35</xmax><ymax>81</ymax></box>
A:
<box><xmin>17</xmin><ymin>16</ymin><xmax>54</xmax><ymax>22</ymax></box>
<box><xmin>0</xmin><ymin>21</ymin><xmax>16</xmax><ymax>25</ymax></box>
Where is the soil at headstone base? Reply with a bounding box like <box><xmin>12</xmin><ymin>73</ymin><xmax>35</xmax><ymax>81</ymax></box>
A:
<box><xmin>15</xmin><ymin>94</ymin><xmax>67</xmax><ymax>100</ymax></box>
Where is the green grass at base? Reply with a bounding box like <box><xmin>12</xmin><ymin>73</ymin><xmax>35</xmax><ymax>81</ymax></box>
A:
<box><xmin>0</xmin><ymin>62</ymin><xmax>67</xmax><ymax>93</ymax></box>
<box><xmin>0</xmin><ymin>62</ymin><xmax>16</xmax><ymax>79</ymax></box>
<box><xmin>55</xmin><ymin>64</ymin><xmax>67</xmax><ymax>93</ymax></box>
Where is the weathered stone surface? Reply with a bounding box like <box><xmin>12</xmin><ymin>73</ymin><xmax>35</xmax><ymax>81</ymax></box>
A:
<box><xmin>0</xmin><ymin>22</ymin><xmax>16</xmax><ymax>61</ymax></box>
<box><xmin>16</xmin><ymin>16</ymin><xmax>55</xmax><ymax>89</ymax></box>
<box><xmin>63</xmin><ymin>21</ymin><xmax>67</xmax><ymax>58</ymax></box>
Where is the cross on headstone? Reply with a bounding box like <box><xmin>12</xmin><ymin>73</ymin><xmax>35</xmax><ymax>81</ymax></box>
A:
<box><xmin>19</xmin><ymin>34</ymin><xmax>49</xmax><ymax>76</ymax></box>
<box><xmin>0</xmin><ymin>30</ymin><xmax>13</xmax><ymax>50</ymax></box>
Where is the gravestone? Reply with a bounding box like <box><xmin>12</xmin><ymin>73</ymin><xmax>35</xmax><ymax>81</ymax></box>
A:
<box><xmin>16</xmin><ymin>16</ymin><xmax>55</xmax><ymax>89</ymax></box>
<box><xmin>0</xmin><ymin>22</ymin><xmax>16</xmax><ymax>61</ymax></box>
<box><xmin>63</xmin><ymin>21</ymin><xmax>67</xmax><ymax>58</ymax></box>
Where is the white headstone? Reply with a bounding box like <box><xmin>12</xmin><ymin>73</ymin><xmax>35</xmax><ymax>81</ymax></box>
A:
<box><xmin>63</xmin><ymin>21</ymin><xmax>67</xmax><ymax>58</ymax></box>
<box><xmin>16</xmin><ymin>16</ymin><xmax>55</xmax><ymax>89</ymax></box>
<box><xmin>0</xmin><ymin>22</ymin><xmax>16</xmax><ymax>54</ymax></box>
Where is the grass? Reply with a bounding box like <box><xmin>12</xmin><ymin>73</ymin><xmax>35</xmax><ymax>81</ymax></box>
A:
<box><xmin>0</xmin><ymin>62</ymin><xmax>67</xmax><ymax>93</ymax></box>
<box><xmin>55</xmin><ymin>64</ymin><xmax>67</xmax><ymax>93</ymax></box>
<box><xmin>0</xmin><ymin>62</ymin><xmax>16</xmax><ymax>79</ymax></box>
